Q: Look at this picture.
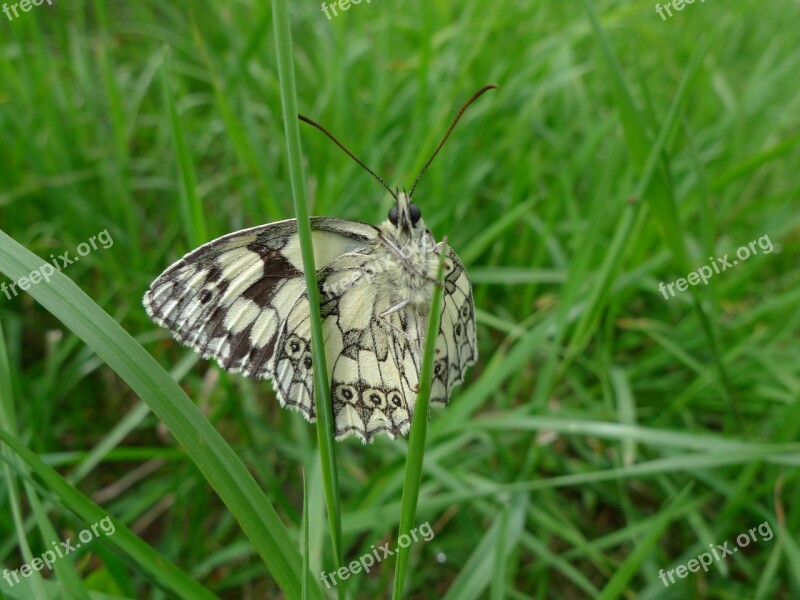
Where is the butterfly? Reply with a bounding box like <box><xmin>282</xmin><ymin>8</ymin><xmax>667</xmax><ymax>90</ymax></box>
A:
<box><xmin>144</xmin><ymin>85</ymin><xmax>495</xmax><ymax>443</ymax></box>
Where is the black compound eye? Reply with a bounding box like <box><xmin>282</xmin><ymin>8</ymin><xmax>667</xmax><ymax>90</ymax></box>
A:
<box><xmin>409</xmin><ymin>204</ymin><xmax>422</xmax><ymax>225</ymax></box>
<box><xmin>388</xmin><ymin>205</ymin><xmax>399</xmax><ymax>225</ymax></box>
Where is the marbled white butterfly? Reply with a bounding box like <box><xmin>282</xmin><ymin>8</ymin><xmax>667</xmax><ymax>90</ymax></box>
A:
<box><xmin>144</xmin><ymin>85</ymin><xmax>495</xmax><ymax>442</ymax></box>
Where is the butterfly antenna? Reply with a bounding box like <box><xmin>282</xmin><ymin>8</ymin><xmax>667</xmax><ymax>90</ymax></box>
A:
<box><xmin>298</xmin><ymin>114</ymin><xmax>398</xmax><ymax>200</ymax></box>
<box><xmin>408</xmin><ymin>84</ymin><xmax>498</xmax><ymax>199</ymax></box>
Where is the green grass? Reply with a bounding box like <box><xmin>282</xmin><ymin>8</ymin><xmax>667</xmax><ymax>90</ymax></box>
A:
<box><xmin>272</xmin><ymin>1</ymin><xmax>344</xmax><ymax>597</ymax></box>
<box><xmin>393</xmin><ymin>239</ymin><xmax>448</xmax><ymax>599</ymax></box>
<box><xmin>2</xmin><ymin>0</ymin><xmax>800</xmax><ymax>598</ymax></box>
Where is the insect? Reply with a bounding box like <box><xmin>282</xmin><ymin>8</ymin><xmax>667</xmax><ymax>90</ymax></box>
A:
<box><xmin>144</xmin><ymin>85</ymin><xmax>496</xmax><ymax>443</ymax></box>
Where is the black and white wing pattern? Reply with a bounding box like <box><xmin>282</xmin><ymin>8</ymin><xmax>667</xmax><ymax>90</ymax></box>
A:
<box><xmin>144</xmin><ymin>218</ymin><xmax>477</xmax><ymax>443</ymax></box>
<box><xmin>144</xmin><ymin>218</ymin><xmax>373</xmax><ymax>412</ymax></box>
<box><xmin>431</xmin><ymin>246</ymin><xmax>478</xmax><ymax>405</ymax></box>
<box><xmin>316</xmin><ymin>252</ymin><xmax>427</xmax><ymax>442</ymax></box>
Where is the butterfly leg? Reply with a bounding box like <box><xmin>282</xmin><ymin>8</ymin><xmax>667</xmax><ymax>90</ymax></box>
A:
<box><xmin>381</xmin><ymin>299</ymin><xmax>409</xmax><ymax>317</ymax></box>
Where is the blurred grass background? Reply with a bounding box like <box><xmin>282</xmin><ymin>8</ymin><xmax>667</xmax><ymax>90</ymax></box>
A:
<box><xmin>2</xmin><ymin>0</ymin><xmax>800</xmax><ymax>598</ymax></box>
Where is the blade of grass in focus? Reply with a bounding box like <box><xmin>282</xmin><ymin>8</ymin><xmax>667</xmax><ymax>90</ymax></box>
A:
<box><xmin>392</xmin><ymin>239</ymin><xmax>448</xmax><ymax>599</ymax></box>
<box><xmin>271</xmin><ymin>1</ymin><xmax>345</xmax><ymax>597</ymax></box>
<box><xmin>302</xmin><ymin>469</ymin><xmax>310</xmax><ymax>600</ymax></box>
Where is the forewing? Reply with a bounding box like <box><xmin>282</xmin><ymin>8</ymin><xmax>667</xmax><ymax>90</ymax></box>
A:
<box><xmin>143</xmin><ymin>218</ymin><xmax>378</xmax><ymax>421</ymax></box>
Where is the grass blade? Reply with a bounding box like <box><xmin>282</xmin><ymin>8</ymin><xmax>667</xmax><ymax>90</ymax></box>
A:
<box><xmin>441</xmin><ymin>493</ymin><xmax>528</xmax><ymax>600</ymax></box>
<box><xmin>0</xmin><ymin>323</ymin><xmax>91</xmax><ymax>599</ymax></box>
<box><xmin>302</xmin><ymin>469</ymin><xmax>310</xmax><ymax>600</ymax></box>
<box><xmin>271</xmin><ymin>0</ymin><xmax>344</xmax><ymax>595</ymax></box>
<box><xmin>0</xmin><ymin>230</ymin><xmax>324</xmax><ymax>599</ymax></box>
<box><xmin>0</xmin><ymin>426</ymin><xmax>218</xmax><ymax>600</ymax></box>
<box><xmin>576</xmin><ymin>1</ymin><xmax>736</xmax><ymax>420</ymax></box>
<box><xmin>160</xmin><ymin>48</ymin><xmax>208</xmax><ymax>248</ymax></box>
<box><xmin>392</xmin><ymin>239</ymin><xmax>449</xmax><ymax>599</ymax></box>
<box><xmin>596</xmin><ymin>485</ymin><xmax>693</xmax><ymax>599</ymax></box>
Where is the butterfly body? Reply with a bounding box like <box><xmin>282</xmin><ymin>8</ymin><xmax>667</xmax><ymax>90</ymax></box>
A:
<box><xmin>144</xmin><ymin>193</ymin><xmax>477</xmax><ymax>443</ymax></box>
<box><xmin>373</xmin><ymin>197</ymin><xmax>441</xmax><ymax>313</ymax></box>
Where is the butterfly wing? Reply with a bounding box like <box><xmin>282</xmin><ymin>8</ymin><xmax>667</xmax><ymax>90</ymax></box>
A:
<box><xmin>431</xmin><ymin>246</ymin><xmax>478</xmax><ymax>404</ymax></box>
<box><xmin>321</xmin><ymin>260</ymin><xmax>426</xmax><ymax>442</ymax></box>
<box><xmin>143</xmin><ymin>217</ymin><xmax>379</xmax><ymax>420</ymax></box>
<box><xmin>309</xmin><ymin>241</ymin><xmax>476</xmax><ymax>443</ymax></box>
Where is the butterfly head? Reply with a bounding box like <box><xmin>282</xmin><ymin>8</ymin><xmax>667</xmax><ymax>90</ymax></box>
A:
<box><xmin>388</xmin><ymin>192</ymin><xmax>423</xmax><ymax>234</ymax></box>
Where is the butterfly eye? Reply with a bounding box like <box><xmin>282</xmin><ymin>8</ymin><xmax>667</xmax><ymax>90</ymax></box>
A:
<box><xmin>409</xmin><ymin>204</ymin><xmax>422</xmax><ymax>225</ymax></box>
<box><xmin>388</xmin><ymin>205</ymin><xmax>399</xmax><ymax>225</ymax></box>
